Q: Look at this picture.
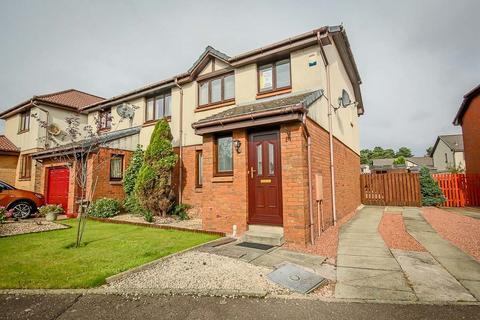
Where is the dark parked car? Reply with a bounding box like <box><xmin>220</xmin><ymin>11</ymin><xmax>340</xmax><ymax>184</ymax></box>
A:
<box><xmin>0</xmin><ymin>180</ymin><xmax>45</xmax><ymax>218</ymax></box>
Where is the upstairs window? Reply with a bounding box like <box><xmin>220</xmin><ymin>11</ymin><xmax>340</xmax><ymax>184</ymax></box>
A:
<box><xmin>198</xmin><ymin>73</ymin><xmax>235</xmax><ymax>108</ymax></box>
<box><xmin>258</xmin><ymin>58</ymin><xmax>291</xmax><ymax>93</ymax></box>
<box><xmin>20</xmin><ymin>154</ymin><xmax>32</xmax><ymax>179</ymax></box>
<box><xmin>19</xmin><ymin>110</ymin><xmax>30</xmax><ymax>132</ymax></box>
<box><xmin>146</xmin><ymin>93</ymin><xmax>171</xmax><ymax>122</ymax></box>
<box><xmin>110</xmin><ymin>154</ymin><xmax>124</xmax><ymax>181</ymax></box>
<box><xmin>99</xmin><ymin>108</ymin><xmax>112</xmax><ymax>130</ymax></box>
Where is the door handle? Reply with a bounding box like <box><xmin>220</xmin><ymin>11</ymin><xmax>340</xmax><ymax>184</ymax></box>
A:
<box><xmin>250</xmin><ymin>166</ymin><xmax>256</xmax><ymax>179</ymax></box>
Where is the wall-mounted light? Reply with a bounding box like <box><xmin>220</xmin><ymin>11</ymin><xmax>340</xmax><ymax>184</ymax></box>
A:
<box><xmin>233</xmin><ymin>139</ymin><xmax>241</xmax><ymax>153</ymax></box>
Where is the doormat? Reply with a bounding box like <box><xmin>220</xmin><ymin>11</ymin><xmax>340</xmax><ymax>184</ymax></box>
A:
<box><xmin>236</xmin><ymin>242</ymin><xmax>275</xmax><ymax>251</ymax></box>
<box><xmin>267</xmin><ymin>262</ymin><xmax>326</xmax><ymax>294</ymax></box>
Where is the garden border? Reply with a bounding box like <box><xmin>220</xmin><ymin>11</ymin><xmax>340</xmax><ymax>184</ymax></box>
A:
<box><xmin>87</xmin><ymin>216</ymin><xmax>226</xmax><ymax>236</ymax></box>
<box><xmin>0</xmin><ymin>221</ymin><xmax>71</xmax><ymax>238</ymax></box>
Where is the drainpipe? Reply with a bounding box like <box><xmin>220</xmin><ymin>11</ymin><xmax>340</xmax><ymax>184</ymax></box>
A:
<box><xmin>174</xmin><ymin>78</ymin><xmax>184</xmax><ymax>204</ymax></box>
<box><xmin>31</xmin><ymin>100</ymin><xmax>49</xmax><ymax>149</ymax></box>
<box><xmin>317</xmin><ymin>31</ymin><xmax>337</xmax><ymax>225</ymax></box>
<box><xmin>301</xmin><ymin>112</ymin><xmax>315</xmax><ymax>245</ymax></box>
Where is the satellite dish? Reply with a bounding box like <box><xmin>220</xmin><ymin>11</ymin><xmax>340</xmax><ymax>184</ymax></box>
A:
<box><xmin>47</xmin><ymin>123</ymin><xmax>62</xmax><ymax>136</ymax></box>
<box><xmin>339</xmin><ymin>89</ymin><xmax>351</xmax><ymax>108</ymax></box>
<box><xmin>116</xmin><ymin>103</ymin><xmax>135</xmax><ymax>119</ymax></box>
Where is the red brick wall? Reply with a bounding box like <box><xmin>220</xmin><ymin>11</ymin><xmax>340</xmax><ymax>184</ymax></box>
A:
<box><xmin>462</xmin><ymin>95</ymin><xmax>480</xmax><ymax>174</ymax></box>
<box><xmin>87</xmin><ymin>148</ymin><xmax>133</xmax><ymax>202</ymax></box>
<box><xmin>306</xmin><ymin>118</ymin><xmax>361</xmax><ymax>239</ymax></box>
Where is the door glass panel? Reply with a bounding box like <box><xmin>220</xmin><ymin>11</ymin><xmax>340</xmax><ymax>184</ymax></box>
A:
<box><xmin>268</xmin><ymin>143</ymin><xmax>274</xmax><ymax>175</ymax></box>
<box><xmin>256</xmin><ymin>144</ymin><xmax>263</xmax><ymax>176</ymax></box>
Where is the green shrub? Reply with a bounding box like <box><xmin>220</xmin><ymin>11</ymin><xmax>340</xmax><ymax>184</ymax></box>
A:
<box><xmin>143</xmin><ymin>211</ymin><xmax>154</xmax><ymax>223</ymax></box>
<box><xmin>170</xmin><ymin>203</ymin><xmax>191</xmax><ymax>221</ymax></box>
<box><xmin>88</xmin><ymin>198</ymin><xmax>121</xmax><ymax>218</ymax></box>
<box><xmin>419</xmin><ymin>167</ymin><xmax>446</xmax><ymax>206</ymax></box>
<box><xmin>37</xmin><ymin>204</ymin><xmax>64</xmax><ymax>217</ymax></box>
<box><xmin>124</xmin><ymin>145</ymin><xmax>144</xmax><ymax>196</ymax></box>
<box><xmin>135</xmin><ymin>119</ymin><xmax>178</xmax><ymax>216</ymax></box>
<box><xmin>0</xmin><ymin>207</ymin><xmax>12</xmax><ymax>224</ymax></box>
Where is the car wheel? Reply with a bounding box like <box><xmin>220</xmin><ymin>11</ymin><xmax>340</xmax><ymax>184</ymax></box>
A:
<box><xmin>10</xmin><ymin>201</ymin><xmax>34</xmax><ymax>219</ymax></box>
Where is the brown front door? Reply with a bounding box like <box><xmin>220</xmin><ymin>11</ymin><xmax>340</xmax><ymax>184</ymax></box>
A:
<box><xmin>248</xmin><ymin>130</ymin><xmax>283</xmax><ymax>225</ymax></box>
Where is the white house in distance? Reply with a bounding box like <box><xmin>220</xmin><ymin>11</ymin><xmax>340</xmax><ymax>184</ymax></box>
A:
<box><xmin>431</xmin><ymin>134</ymin><xmax>465</xmax><ymax>172</ymax></box>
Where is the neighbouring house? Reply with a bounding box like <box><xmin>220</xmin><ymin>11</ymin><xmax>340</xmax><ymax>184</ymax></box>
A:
<box><xmin>405</xmin><ymin>156</ymin><xmax>435</xmax><ymax>172</ymax></box>
<box><xmin>0</xmin><ymin>135</ymin><xmax>20</xmax><ymax>185</ymax></box>
<box><xmin>371</xmin><ymin>159</ymin><xmax>406</xmax><ymax>173</ymax></box>
<box><xmin>0</xmin><ymin>89</ymin><xmax>107</xmax><ymax>215</ymax></box>
<box><xmin>81</xmin><ymin>25</ymin><xmax>364</xmax><ymax>246</ymax></box>
<box><xmin>360</xmin><ymin>164</ymin><xmax>370</xmax><ymax>174</ymax></box>
<box><xmin>453</xmin><ymin>84</ymin><xmax>480</xmax><ymax>174</ymax></box>
<box><xmin>431</xmin><ymin>134</ymin><xmax>465</xmax><ymax>172</ymax></box>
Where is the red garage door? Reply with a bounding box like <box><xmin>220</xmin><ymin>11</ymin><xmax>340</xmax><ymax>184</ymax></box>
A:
<box><xmin>47</xmin><ymin>167</ymin><xmax>70</xmax><ymax>213</ymax></box>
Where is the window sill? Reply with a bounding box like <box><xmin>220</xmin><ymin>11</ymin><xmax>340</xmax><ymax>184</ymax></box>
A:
<box><xmin>98</xmin><ymin>128</ymin><xmax>111</xmax><ymax>133</ymax></box>
<box><xmin>195</xmin><ymin>187</ymin><xmax>203</xmax><ymax>193</ymax></box>
<box><xmin>109</xmin><ymin>180</ymin><xmax>123</xmax><ymax>185</ymax></box>
<box><xmin>18</xmin><ymin>177</ymin><xmax>31</xmax><ymax>181</ymax></box>
<box><xmin>212</xmin><ymin>176</ymin><xmax>233</xmax><ymax>183</ymax></box>
<box><xmin>195</xmin><ymin>100</ymin><xmax>235</xmax><ymax>112</ymax></box>
<box><xmin>17</xmin><ymin>130</ymin><xmax>29</xmax><ymax>134</ymax></box>
<box><xmin>143</xmin><ymin>117</ymin><xmax>171</xmax><ymax>127</ymax></box>
<box><xmin>256</xmin><ymin>87</ymin><xmax>292</xmax><ymax>100</ymax></box>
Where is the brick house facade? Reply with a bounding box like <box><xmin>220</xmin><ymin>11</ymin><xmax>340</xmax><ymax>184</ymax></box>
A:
<box><xmin>454</xmin><ymin>85</ymin><xmax>480</xmax><ymax>174</ymax></box>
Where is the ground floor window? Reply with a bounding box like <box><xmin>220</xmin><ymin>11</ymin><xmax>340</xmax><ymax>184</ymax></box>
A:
<box><xmin>110</xmin><ymin>154</ymin><xmax>124</xmax><ymax>181</ymax></box>
<box><xmin>196</xmin><ymin>150</ymin><xmax>203</xmax><ymax>187</ymax></box>
<box><xmin>20</xmin><ymin>154</ymin><xmax>32</xmax><ymax>179</ymax></box>
<box><xmin>214</xmin><ymin>134</ymin><xmax>233</xmax><ymax>176</ymax></box>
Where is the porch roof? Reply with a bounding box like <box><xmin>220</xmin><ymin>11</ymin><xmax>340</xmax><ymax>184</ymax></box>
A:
<box><xmin>31</xmin><ymin>126</ymin><xmax>140</xmax><ymax>160</ymax></box>
<box><xmin>192</xmin><ymin>90</ymin><xmax>323</xmax><ymax>135</ymax></box>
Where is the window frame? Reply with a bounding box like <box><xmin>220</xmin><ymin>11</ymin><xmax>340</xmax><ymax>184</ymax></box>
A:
<box><xmin>195</xmin><ymin>150</ymin><xmax>203</xmax><ymax>188</ymax></box>
<box><xmin>109</xmin><ymin>154</ymin><xmax>124</xmax><ymax>181</ymax></box>
<box><xmin>19</xmin><ymin>154</ymin><xmax>32</xmax><ymax>180</ymax></box>
<box><xmin>145</xmin><ymin>92</ymin><xmax>172</xmax><ymax>123</ymax></box>
<box><xmin>18</xmin><ymin>110</ymin><xmax>30</xmax><ymax>133</ymax></box>
<box><xmin>213</xmin><ymin>134</ymin><xmax>234</xmax><ymax>177</ymax></box>
<box><xmin>197</xmin><ymin>72</ymin><xmax>235</xmax><ymax>109</ymax></box>
<box><xmin>99</xmin><ymin>108</ymin><xmax>112</xmax><ymax>130</ymax></box>
<box><xmin>257</xmin><ymin>58</ymin><xmax>292</xmax><ymax>94</ymax></box>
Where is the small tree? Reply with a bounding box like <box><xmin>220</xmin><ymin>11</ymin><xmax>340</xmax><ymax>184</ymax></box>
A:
<box><xmin>419</xmin><ymin>166</ymin><xmax>445</xmax><ymax>206</ymax></box>
<box><xmin>396</xmin><ymin>147</ymin><xmax>413</xmax><ymax>158</ymax></box>
<box><xmin>135</xmin><ymin>119</ymin><xmax>177</xmax><ymax>216</ymax></box>
<box><xmin>393</xmin><ymin>156</ymin><xmax>405</xmax><ymax>165</ymax></box>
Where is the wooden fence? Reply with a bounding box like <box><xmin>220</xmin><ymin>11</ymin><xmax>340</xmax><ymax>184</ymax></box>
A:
<box><xmin>360</xmin><ymin>173</ymin><xmax>421</xmax><ymax>206</ymax></box>
<box><xmin>432</xmin><ymin>173</ymin><xmax>480</xmax><ymax>207</ymax></box>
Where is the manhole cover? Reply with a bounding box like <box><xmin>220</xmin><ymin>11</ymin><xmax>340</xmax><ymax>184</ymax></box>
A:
<box><xmin>236</xmin><ymin>242</ymin><xmax>274</xmax><ymax>251</ymax></box>
<box><xmin>267</xmin><ymin>262</ymin><xmax>326</xmax><ymax>294</ymax></box>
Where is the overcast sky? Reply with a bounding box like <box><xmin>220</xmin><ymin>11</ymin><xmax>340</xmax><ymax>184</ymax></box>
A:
<box><xmin>0</xmin><ymin>0</ymin><xmax>478</xmax><ymax>155</ymax></box>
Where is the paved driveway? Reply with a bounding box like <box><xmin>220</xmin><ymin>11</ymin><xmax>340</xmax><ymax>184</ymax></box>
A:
<box><xmin>335</xmin><ymin>206</ymin><xmax>479</xmax><ymax>302</ymax></box>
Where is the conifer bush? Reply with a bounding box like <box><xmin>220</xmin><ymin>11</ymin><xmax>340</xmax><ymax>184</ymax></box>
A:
<box><xmin>419</xmin><ymin>166</ymin><xmax>445</xmax><ymax>206</ymax></box>
<box><xmin>135</xmin><ymin>119</ymin><xmax>178</xmax><ymax>216</ymax></box>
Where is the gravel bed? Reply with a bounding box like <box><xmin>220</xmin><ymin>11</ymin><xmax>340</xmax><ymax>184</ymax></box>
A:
<box><xmin>378</xmin><ymin>212</ymin><xmax>426</xmax><ymax>251</ymax></box>
<box><xmin>422</xmin><ymin>207</ymin><xmax>480</xmax><ymax>261</ymax></box>
<box><xmin>284</xmin><ymin>209</ymin><xmax>358</xmax><ymax>261</ymax></box>
<box><xmin>105</xmin><ymin>251</ymin><xmax>288</xmax><ymax>295</ymax></box>
<box><xmin>0</xmin><ymin>220</ymin><xmax>68</xmax><ymax>236</ymax></box>
<box><xmin>110</xmin><ymin>214</ymin><xmax>202</xmax><ymax>230</ymax></box>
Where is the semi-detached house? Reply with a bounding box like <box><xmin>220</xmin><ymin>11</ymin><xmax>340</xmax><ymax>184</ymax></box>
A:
<box><xmin>1</xmin><ymin>25</ymin><xmax>364</xmax><ymax>246</ymax></box>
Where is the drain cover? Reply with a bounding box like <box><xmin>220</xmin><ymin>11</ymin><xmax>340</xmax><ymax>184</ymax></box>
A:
<box><xmin>236</xmin><ymin>242</ymin><xmax>274</xmax><ymax>251</ymax></box>
<box><xmin>267</xmin><ymin>262</ymin><xmax>326</xmax><ymax>294</ymax></box>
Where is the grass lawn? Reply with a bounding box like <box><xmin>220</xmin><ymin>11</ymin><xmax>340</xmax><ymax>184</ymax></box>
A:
<box><xmin>0</xmin><ymin>219</ymin><xmax>220</xmax><ymax>289</ymax></box>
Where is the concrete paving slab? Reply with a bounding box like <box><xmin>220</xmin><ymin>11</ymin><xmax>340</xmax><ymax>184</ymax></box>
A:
<box><xmin>460</xmin><ymin>280</ymin><xmax>480</xmax><ymax>300</ymax></box>
<box><xmin>423</xmin><ymin>243</ymin><xmax>473</xmax><ymax>260</ymax></box>
<box><xmin>338</xmin><ymin>239</ymin><xmax>387</xmax><ymax>248</ymax></box>
<box><xmin>337</xmin><ymin>246</ymin><xmax>391</xmax><ymax>257</ymax></box>
<box><xmin>337</xmin><ymin>255</ymin><xmax>401</xmax><ymax>271</ymax></box>
<box><xmin>335</xmin><ymin>283</ymin><xmax>416</xmax><ymax>301</ymax></box>
<box><xmin>392</xmin><ymin>250</ymin><xmax>476</xmax><ymax>302</ymax></box>
<box><xmin>337</xmin><ymin>267</ymin><xmax>412</xmax><ymax>292</ymax></box>
<box><xmin>212</xmin><ymin>244</ymin><xmax>266</xmax><ymax>262</ymax></box>
<box><xmin>436</xmin><ymin>258</ymin><xmax>480</xmax><ymax>281</ymax></box>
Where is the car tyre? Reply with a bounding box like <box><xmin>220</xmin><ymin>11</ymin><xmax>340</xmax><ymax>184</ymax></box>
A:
<box><xmin>9</xmin><ymin>201</ymin><xmax>34</xmax><ymax>219</ymax></box>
